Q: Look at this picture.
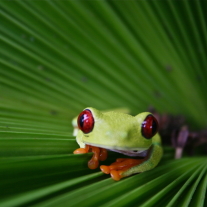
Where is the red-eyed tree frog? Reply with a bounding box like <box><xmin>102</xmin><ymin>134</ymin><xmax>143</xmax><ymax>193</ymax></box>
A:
<box><xmin>72</xmin><ymin>107</ymin><xmax>163</xmax><ymax>181</ymax></box>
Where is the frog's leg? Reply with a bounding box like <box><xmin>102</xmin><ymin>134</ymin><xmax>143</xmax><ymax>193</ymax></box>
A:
<box><xmin>100</xmin><ymin>142</ymin><xmax>162</xmax><ymax>181</ymax></box>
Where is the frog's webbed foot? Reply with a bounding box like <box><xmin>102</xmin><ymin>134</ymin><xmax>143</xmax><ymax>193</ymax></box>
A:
<box><xmin>100</xmin><ymin>158</ymin><xmax>145</xmax><ymax>181</ymax></box>
<box><xmin>73</xmin><ymin>145</ymin><xmax>107</xmax><ymax>169</ymax></box>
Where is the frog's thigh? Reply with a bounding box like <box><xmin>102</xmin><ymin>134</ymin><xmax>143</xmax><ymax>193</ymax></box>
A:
<box><xmin>122</xmin><ymin>143</ymin><xmax>163</xmax><ymax>177</ymax></box>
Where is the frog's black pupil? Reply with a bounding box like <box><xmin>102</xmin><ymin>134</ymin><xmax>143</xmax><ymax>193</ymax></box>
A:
<box><xmin>152</xmin><ymin>120</ymin><xmax>157</xmax><ymax>135</ymax></box>
<box><xmin>79</xmin><ymin>114</ymin><xmax>84</xmax><ymax>128</ymax></box>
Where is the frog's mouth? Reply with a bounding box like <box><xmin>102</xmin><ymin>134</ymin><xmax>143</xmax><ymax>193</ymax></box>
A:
<box><xmin>108</xmin><ymin>148</ymin><xmax>148</xmax><ymax>157</ymax></box>
<box><xmin>84</xmin><ymin>142</ymin><xmax>149</xmax><ymax>158</ymax></box>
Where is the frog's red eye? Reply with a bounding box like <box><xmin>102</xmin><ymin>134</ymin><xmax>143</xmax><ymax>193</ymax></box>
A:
<box><xmin>141</xmin><ymin>115</ymin><xmax>159</xmax><ymax>139</ymax></box>
<box><xmin>77</xmin><ymin>109</ymin><xmax>94</xmax><ymax>134</ymax></box>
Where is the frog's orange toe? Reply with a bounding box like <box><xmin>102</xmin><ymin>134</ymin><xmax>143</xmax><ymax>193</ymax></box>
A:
<box><xmin>110</xmin><ymin>170</ymin><xmax>122</xmax><ymax>181</ymax></box>
<box><xmin>100</xmin><ymin>165</ymin><xmax>110</xmax><ymax>174</ymax></box>
<box><xmin>73</xmin><ymin>148</ymin><xmax>88</xmax><ymax>154</ymax></box>
<box><xmin>88</xmin><ymin>159</ymin><xmax>99</xmax><ymax>169</ymax></box>
<box><xmin>99</xmin><ymin>149</ymin><xmax>108</xmax><ymax>161</ymax></box>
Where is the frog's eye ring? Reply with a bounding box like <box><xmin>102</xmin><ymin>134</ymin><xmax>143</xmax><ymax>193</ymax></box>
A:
<box><xmin>77</xmin><ymin>109</ymin><xmax>94</xmax><ymax>134</ymax></box>
<box><xmin>141</xmin><ymin>115</ymin><xmax>159</xmax><ymax>139</ymax></box>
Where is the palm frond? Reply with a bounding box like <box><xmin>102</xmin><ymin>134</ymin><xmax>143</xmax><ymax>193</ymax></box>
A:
<box><xmin>0</xmin><ymin>0</ymin><xmax>206</xmax><ymax>206</ymax></box>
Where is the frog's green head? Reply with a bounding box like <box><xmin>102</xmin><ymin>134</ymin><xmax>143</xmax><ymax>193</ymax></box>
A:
<box><xmin>76</xmin><ymin>107</ymin><xmax>159</xmax><ymax>154</ymax></box>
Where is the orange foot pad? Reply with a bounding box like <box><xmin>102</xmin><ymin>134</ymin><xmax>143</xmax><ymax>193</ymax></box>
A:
<box><xmin>73</xmin><ymin>145</ymin><xmax>108</xmax><ymax>169</ymax></box>
<box><xmin>100</xmin><ymin>158</ymin><xmax>145</xmax><ymax>181</ymax></box>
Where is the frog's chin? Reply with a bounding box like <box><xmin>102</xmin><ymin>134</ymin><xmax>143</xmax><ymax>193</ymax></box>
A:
<box><xmin>84</xmin><ymin>142</ymin><xmax>150</xmax><ymax>157</ymax></box>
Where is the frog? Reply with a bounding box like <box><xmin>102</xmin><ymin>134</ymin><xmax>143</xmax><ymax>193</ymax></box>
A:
<box><xmin>73</xmin><ymin>107</ymin><xmax>163</xmax><ymax>181</ymax></box>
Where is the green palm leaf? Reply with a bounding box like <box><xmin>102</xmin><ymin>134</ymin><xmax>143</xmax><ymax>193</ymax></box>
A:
<box><xmin>0</xmin><ymin>0</ymin><xmax>206</xmax><ymax>206</ymax></box>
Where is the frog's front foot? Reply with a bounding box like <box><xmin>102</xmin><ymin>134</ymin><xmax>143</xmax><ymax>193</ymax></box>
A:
<box><xmin>100</xmin><ymin>158</ymin><xmax>145</xmax><ymax>181</ymax></box>
<box><xmin>74</xmin><ymin>145</ymin><xmax>108</xmax><ymax>169</ymax></box>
